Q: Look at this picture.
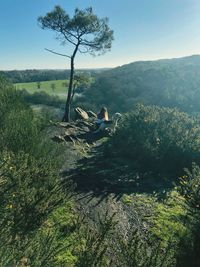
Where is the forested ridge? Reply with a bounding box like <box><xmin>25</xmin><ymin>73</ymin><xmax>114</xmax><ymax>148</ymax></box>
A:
<box><xmin>0</xmin><ymin>68</ymin><xmax>109</xmax><ymax>83</ymax></box>
<box><xmin>82</xmin><ymin>55</ymin><xmax>200</xmax><ymax>114</ymax></box>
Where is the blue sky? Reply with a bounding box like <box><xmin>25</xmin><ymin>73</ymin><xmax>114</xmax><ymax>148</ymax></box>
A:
<box><xmin>1</xmin><ymin>0</ymin><xmax>200</xmax><ymax>70</ymax></box>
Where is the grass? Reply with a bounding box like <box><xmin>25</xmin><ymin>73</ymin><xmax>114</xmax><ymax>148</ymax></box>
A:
<box><xmin>15</xmin><ymin>79</ymin><xmax>69</xmax><ymax>99</ymax></box>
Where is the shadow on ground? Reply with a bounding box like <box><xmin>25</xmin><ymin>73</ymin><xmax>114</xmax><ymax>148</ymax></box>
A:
<box><xmin>62</xmin><ymin>134</ymin><xmax>174</xmax><ymax>201</ymax></box>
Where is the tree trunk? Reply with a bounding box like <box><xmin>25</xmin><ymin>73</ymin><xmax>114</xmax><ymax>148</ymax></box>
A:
<box><xmin>62</xmin><ymin>43</ymin><xmax>79</xmax><ymax>122</ymax></box>
<box><xmin>62</xmin><ymin>57</ymin><xmax>74</xmax><ymax>122</ymax></box>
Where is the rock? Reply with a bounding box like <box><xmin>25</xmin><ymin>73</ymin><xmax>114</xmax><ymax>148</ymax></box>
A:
<box><xmin>57</xmin><ymin>122</ymin><xmax>71</xmax><ymax>128</ymax></box>
<box><xmin>52</xmin><ymin>135</ymin><xmax>66</xmax><ymax>143</ymax></box>
<box><xmin>64</xmin><ymin>135</ymin><xmax>76</xmax><ymax>144</ymax></box>
<box><xmin>87</xmin><ymin>110</ymin><xmax>97</xmax><ymax>118</ymax></box>
<box><xmin>51</xmin><ymin>110</ymin><xmax>110</xmax><ymax>146</ymax></box>
<box><xmin>76</xmin><ymin>120</ymin><xmax>96</xmax><ymax>131</ymax></box>
<box><xmin>75</xmin><ymin>107</ymin><xmax>89</xmax><ymax>120</ymax></box>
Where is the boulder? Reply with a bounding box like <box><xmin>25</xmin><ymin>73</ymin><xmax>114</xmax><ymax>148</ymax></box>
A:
<box><xmin>87</xmin><ymin>110</ymin><xmax>97</xmax><ymax>118</ymax></box>
<box><xmin>75</xmin><ymin>107</ymin><xmax>89</xmax><ymax>120</ymax></box>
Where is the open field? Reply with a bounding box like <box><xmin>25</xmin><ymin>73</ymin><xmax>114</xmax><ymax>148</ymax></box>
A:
<box><xmin>15</xmin><ymin>79</ymin><xmax>69</xmax><ymax>99</ymax></box>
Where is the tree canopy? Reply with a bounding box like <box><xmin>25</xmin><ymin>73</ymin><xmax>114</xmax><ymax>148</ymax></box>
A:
<box><xmin>38</xmin><ymin>6</ymin><xmax>114</xmax><ymax>56</ymax></box>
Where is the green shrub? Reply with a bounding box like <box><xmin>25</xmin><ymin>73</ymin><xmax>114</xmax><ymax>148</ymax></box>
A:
<box><xmin>152</xmin><ymin>191</ymin><xmax>189</xmax><ymax>247</ymax></box>
<box><xmin>0</xmin><ymin>75</ymin><xmax>74</xmax><ymax>266</ymax></box>
<box><xmin>0</xmin><ymin>203</ymin><xmax>77</xmax><ymax>267</ymax></box>
<box><xmin>106</xmin><ymin>104</ymin><xmax>200</xmax><ymax>178</ymax></box>
<box><xmin>0</xmin><ymin>81</ymin><xmax>39</xmax><ymax>154</ymax></box>
<box><xmin>114</xmin><ymin>230</ymin><xmax>176</xmax><ymax>267</ymax></box>
<box><xmin>177</xmin><ymin>164</ymin><xmax>200</xmax><ymax>267</ymax></box>
<box><xmin>0</xmin><ymin>151</ymin><xmax>67</xmax><ymax>237</ymax></box>
<box><xmin>20</xmin><ymin>89</ymin><xmax>65</xmax><ymax>108</ymax></box>
<box><xmin>179</xmin><ymin>164</ymin><xmax>200</xmax><ymax>211</ymax></box>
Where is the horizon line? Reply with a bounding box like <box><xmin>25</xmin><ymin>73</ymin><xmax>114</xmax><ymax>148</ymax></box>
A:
<box><xmin>1</xmin><ymin>54</ymin><xmax>200</xmax><ymax>71</ymax></box>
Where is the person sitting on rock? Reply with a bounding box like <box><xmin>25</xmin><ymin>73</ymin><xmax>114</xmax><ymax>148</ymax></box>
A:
<box><xmin>94</xmin><ymin>106</ymin><xmax>111</xmax><ymax>133</ymax></box>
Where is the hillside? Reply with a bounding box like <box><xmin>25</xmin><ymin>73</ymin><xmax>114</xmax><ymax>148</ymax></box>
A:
<box><xmin>1</xmin><ymin>68</ymin><xmax>200</xmax><ymax>266</ymax></box>
<box><xmin>82</xmin><ymin>55</ymin><xmax>200</xmax><ymax>114</ymax></box>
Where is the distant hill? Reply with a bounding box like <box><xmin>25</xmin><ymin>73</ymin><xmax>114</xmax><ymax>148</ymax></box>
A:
<box><xmin>83</xmin><ymin>55</ymin><xmax>200</xmax><ymax>114</ymax></box>
<box><xmin>0</xmin><ymin>68</ymin><xmax>110</xmax><ymax>83</ymax></box>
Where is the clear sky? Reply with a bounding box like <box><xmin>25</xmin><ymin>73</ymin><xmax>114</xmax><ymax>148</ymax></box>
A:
<box><xmin>1</xmin><ymin>0</ymin><xmax>200</xmax><ymax>70</ymax></box>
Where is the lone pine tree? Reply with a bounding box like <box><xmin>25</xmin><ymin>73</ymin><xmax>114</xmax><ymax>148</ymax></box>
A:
<box><xmin>38</xmin><ymin>6</ymin><xmax>114</xmax><ymax>122</ymax></box>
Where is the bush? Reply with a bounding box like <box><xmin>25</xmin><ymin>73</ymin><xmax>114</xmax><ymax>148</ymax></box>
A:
<box><xmin>106</xmin><ymin>104</ymin><xmax>200</xmax><ymax>178</ymax></box>
<box><xmin>20</xmin><ymin>89</ymin><xmax>65</xmax><ymax>108</ymax></box>
<box><xmin>177</xmin><ymin>164</ymin><xmax>200</xmax><ymax>267</ymax></box>
<box><xmin>0</xmin><ymin>151</ymin><xmax>66</xmax><ymax>237</ymax></box>
<box><xmin>0</xmin><ymin>75</ymin><xmax>74</xmax><ymax>265</ymax></box>
<box><xmin>0</xmin><ymin>82</ymin><xmax>39</xmax><ymax>154</ymax></box>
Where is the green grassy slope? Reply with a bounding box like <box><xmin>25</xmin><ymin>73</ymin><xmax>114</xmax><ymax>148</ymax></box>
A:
<box><xmin>15</xmin><ymin>79</ymin><xmax>69</xmax><ymax>99</ymax></box>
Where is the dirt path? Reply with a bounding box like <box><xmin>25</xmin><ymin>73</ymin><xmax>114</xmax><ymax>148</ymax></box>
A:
<box><xmin>50</xmin><ymin>120</ymin><xmax>154</xmax><ymax>237</ymax></box>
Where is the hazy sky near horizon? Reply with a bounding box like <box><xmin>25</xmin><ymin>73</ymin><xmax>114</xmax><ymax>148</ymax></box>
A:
<box><xmin>1</xmin><ymin>0</ymin><xmax>200</xmax><ymax>70</ymax></box>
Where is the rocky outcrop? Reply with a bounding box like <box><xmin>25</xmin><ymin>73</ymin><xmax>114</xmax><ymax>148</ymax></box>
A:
<box><xmin>87</xmin><ymin>110</ymin><xmax>97</xmax><ymax>118</ymax></box>
<box><xmin>51</xmin><ymin>117</ymin><xmax>97</xmax><ymax>146</ymax></box>
<box><xmin>51</xmin><ymin>107</ymin><xmax>119</xmax><ymax>146</ymax></box>
<box><xmin>74</xmin><ymin>107</ymin><xmax>89</xmax><ymax>120</ymax></box>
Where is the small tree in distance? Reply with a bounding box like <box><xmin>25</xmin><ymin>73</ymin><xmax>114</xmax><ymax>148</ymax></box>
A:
<box><xmin>72</xmin><ymin>74</ymin><xmax>90</xmax><ymax>101</ymax></box>
<box><xmin>51</xmin><ymin>83</ymin><xmax>56</xmax><ymax>93</ymax></box>
<box><xmin>37</xmin><ymin>81</ymin><xmax>41</xmax><ymax>89</ymax></box>
<box><xmin>38</xmin><ymin>6</ymin><xmax>114</xmax><ymax>122</ymax></box>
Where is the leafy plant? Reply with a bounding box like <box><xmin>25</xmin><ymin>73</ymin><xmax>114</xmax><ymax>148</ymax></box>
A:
<box><xmin>106</xmin><ymin>104</ymin><xmax>200</xmax><ymax>179</ymax></box>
